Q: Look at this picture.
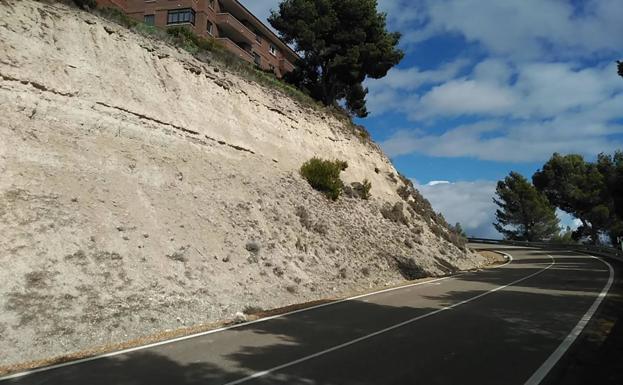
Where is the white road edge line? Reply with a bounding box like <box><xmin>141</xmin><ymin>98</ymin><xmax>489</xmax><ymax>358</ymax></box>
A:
<box><xmin>523</xmin><ymin>254</ymin><xmax>615</xmax><ymax>385</ymax></box>
<box><xmin>1</xmin><ymin>248</ymin><xmax>504</xmax><ymax>382</ymax></box>
<box><xmin>0</xmin><ymin>247</ymin><xmax>513</xmax><ymax>382</ymax></box>
<box><xmin>497</xmin><ymin>251</ymin><xmax>514</xmax><ymax>268</ymax></box>
<box><xmin>219</xmin><ymin>251</ymin><xmax>550</xmax><ymax>385</ymax></box>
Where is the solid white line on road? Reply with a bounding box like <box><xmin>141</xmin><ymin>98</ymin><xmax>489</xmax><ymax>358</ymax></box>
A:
<box><xmin>523</xmin><ymin>254</ymin><xmax>615</xmax><ymax>385</ymax></box>
<box><xmin>497</xmin><ymin>251</ymin><xmax>514</xmax><ymax>268</ymax></box>
<box><xmin>220</xmin><ymin>253</ymin><xmax>553</xmax><ymax>385</ymax></box>
<box><xmin>0</xmin><ymin>248</ymin><xmax>513</xmax><ymax>382</ymax></box>
<box><xmin>0</xmin><ymin>267</ymin><xmax>469</xmax><ymax>381</ymax></box>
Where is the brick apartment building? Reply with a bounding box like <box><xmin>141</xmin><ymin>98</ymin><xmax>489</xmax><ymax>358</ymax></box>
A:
<box><xmin>97</xmin><ymin>0</ymin><xmax>299</xmax><ymax>78</ymax></box>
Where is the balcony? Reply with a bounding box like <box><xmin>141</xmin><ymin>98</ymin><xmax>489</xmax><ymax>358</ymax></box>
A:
<box><xmin>215</xmin><ymin>38</ymin><xmax>254</xmax><ymax>64</ymax></box>
<box><xmin>215</xmin><ymin>13</ymin><xmax>256</xmax><ymax>45</ymax></box>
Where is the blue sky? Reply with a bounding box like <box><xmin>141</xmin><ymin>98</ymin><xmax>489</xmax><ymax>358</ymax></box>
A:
<box><xmin>241</xmin><ymin>0</ymin><xmax>623</xmax><ymax>238</ymax></box>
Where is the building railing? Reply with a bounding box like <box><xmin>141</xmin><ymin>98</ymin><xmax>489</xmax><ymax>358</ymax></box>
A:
<box><xmin>215</xmin><ymin>38</ymin><xmax>254</xmax><ymax>63</ymax></box>
<box><xmin>467</xmin><ymin>238</ymin><xmax>623</xmax><ymax>262</ymax></box>
<box><xmin>215</xmin><ymin>13</ymin><xmax>256</xmax><ymax>44</ymax></box>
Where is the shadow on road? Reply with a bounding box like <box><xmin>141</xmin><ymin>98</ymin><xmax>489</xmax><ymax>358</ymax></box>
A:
<box><xmin>6</xmin><ymin>250</ymin><xmax>619</xmax><ymax>385</ymax></box>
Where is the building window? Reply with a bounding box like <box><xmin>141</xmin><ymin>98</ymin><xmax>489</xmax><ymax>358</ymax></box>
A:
<box><xmin>208</xmin><ymin>0</ymin><xmax>215</xmax><ymax>8</ymax></box>
<box><xmin>255</xmin><ymin>34</ymin><xmax>262</xmax><ymax>44</ymax></box>
<box><xmin>269</xmin><ymin>44</ymin><xmax>278</xmax><ymax>56</ymax></box>
<box><xmin>144</xmin><ymin>14</ymin><xmax>155</xmax><ymax>26</ymax></box>
<box><xmin>253</xmin><ymin>52</ymin><xmax>261</xmax><ymax>66</ymax></box>
<box><xmin>167</xmin><ymin>9</ymin><xmax>196</xmax><ymax>25</ymax></box>
<box><xmin>207</xmin><ymin>21</ymin><xmax>214</xmax><ymax>35</ymax></box>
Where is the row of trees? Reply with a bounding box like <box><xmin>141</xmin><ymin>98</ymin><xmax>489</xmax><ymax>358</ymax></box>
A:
<box><xmin>493</xmin><ymin>152</ymin><xmax>623</xmax><ymax>245</ymax></box>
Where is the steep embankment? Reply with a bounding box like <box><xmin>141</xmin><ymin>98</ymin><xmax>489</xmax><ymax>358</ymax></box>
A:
<box><xmin>0</xmin><ymin>0</ymin><xmax>485</xmax><ymax>368</ymax></box>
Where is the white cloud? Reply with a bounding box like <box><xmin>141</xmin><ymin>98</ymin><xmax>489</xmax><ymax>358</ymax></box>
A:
<box><xmin>473</xmin><ymin>59</ymin><xmax>513</xmax><ymax>84</ymax></box>
<box><xmin>415</xmin><ymin>180</ymin><xmax>582</xmax><ymax>239</ymax></box>
<box><xmin>365</xmin><ymin>59</ymin><xmax>469</xmax><ymax>115</ymax></box>
<box><xmin>370</xmin><ymin>59</ymin><xmax>469</xmax><ymax>91</ymax></box>
<box><xmin>557</xmin><ymin>210</ymin><xmax>581</xmax><ymax>231</ymax></box>
<box><xmin>407</xmin><ymin>61</ymin><xmax>623</xmax><ymax>120</ymax></box>
<box><xmin>238</xmin><ymin>0</ymin><xmax>275</xmax><ymax>23</ymax></box>
<box><xmin>512</xmin><ymin>62</ymin><xmax>623</xmax><ymax>119</ymax></box>
<box><xmin>415</xmin><ymin>180</ymin><xmax>499</xmax><ymax>238</ymax></box>
<box><xmin>427</xmin><ymin>180</ymin><xmax>450</xmax><ymax>186</ymax></box>
<box><xmin>378</xmin><ymin>0</ymin><xmax>424</xmax><ymax>26</ymax></box>
<box><xmin>365</xmin><ymin>88</ymin><xmax>405</xmax><ymax>116</ymax></box>
<box><xmin>381</xmin><ymin>60</ymin><xmax>623</xmax><ymax>162</ymax></box>
<box><xmin>417</xmin><ymin>0</ymin><xmax>622</xmax><ymax>60</ymax></box>
<box><xmin>415</xmin><ymin>79</ymin><xmax>517</xmax><ymax>118</ymax></box>
<box><xmin>382</xmin><ymin>119</ymin><xmax>623</xmax><ymax>163</ymax></box>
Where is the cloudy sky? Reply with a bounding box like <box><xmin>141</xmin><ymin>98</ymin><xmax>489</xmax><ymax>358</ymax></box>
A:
<box><xmin>241</xmin><ymin>0</ymin><xmax>623</xmax><ymax>237</ymax></box>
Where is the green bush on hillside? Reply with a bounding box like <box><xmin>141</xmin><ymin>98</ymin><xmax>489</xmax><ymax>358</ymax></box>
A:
<box><xmin>361</xmin><ymin>179</ymin><xmax>372</xmax><ymax>200</ymax></box>
<box><xmin>73</xmin><ymin>0</ymin><xmax>96</xmax><ymax>9</ymax></box>
<box><xmin>335</xmin><ymin>160</ymin><xmax>348</xmax><ymax>171</ymax></box>
<box><xmin>166</xmin><ymin>26</ymin><xmax>219</xmax><ymax>52</ymax></box>
<box><xmin>300</xmin><ymin>158</ymin><xmax>348</xmax><ymax>201</ymax></box>
<box><xmin>49</xmin><ymin>0</ymin><xmax>96</xmax><ymax>9</ymax></box>
<box><xmin>96</xmin><ymin>7</ymin><xmax>138</xmax><ymax>28</ymax></box>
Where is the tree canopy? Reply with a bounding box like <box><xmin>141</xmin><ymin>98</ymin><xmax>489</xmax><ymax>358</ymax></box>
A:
<box><xmin>493</xmin><ymin>172</ymin><xmax>560</xmax><ymax>241</ymax></box>
<box><xmin>532</xmin><ymin>153</ymin><xmax>619</xmax><ymax>244</ymax></box>
<box><xmin>453</xmin><ymin>222</ymin><xmax>467</xmax><ymax>237</ymax></box>
<box><xmin>596</xmin><ymin>152</ymin><xmax>623</xmax><ymax>243</ymax></box>
<box><xmin>618</xmin><ymin>60</ymin><xmax>623</xmax><ymax>78</ymax></box>
<box><xmin>269</xmin><ymin>0</ymin><xmax>404</xmax><ymax>117</ymax></box>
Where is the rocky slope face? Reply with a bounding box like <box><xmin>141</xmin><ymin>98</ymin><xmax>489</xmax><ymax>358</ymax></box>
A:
<box><xmin>0</xmin><ymin>0</ymin><xmax>485</xmax><ymax>368</ymax></box>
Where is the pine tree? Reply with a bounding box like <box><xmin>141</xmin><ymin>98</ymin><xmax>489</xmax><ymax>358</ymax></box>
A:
<box><xmin>269</xmin><ymin>0</ymin><xmax>404</xmax><ymax>117</ymax></box>
<box><xmin>493</xmin><ymin>172</ymin><xmax>560</xmax><ymax>241</ymax></box>
<box><xmin>454</xmin><ymin>222</ymin><xmax>467</xmax><ymax>237</ymax></box>
<box><xmin>533</xmin><ymin>153</ymin><xmax>614</xmax><ymax>244</ymax></box>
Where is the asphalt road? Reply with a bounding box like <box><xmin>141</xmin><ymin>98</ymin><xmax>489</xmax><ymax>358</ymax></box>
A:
<box><xmin>2</xmin><ymin>244</ymin><xmax>615</xmax><ymax>385</ymax></box>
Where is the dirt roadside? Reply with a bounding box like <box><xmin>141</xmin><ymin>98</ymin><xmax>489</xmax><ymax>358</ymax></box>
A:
<box><xmin>474</xmin><ymin>249</ymin><xmax>509</xmax><ymax>266</ymax></box>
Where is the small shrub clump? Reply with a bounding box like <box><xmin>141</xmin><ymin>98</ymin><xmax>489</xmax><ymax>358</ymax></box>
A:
<box><xmin>73</xmin><ymin>0</ymin><xmax>96</xmax><ymax>9</ymax></box>
<box><xmin>47</xmin><ymin>0</ymin><xmax>96</xmax><ymax>10</ymax></box>
<box><xmin>344</xmin><ymin>180</ymin><xmax>372</xmax><ymax>200</ymax></box>
<box><xmin>361</xmin><ymin>179</ymin><xmax>372</xmax><ymax>200</ymax></box>
<box><xmin>335</xmin><ymin>160</ymin><xmax>349</xmax><ymax>171</ymax></box>
<box><xmin>166</xmin><ymin>26</ymin><xmax>219</xmax><ymax>53</ymax></box>
<box><xmin>242</xmin><ymin>305</ymin><xmax>264</xmax><ymax>315</ymax></box>
<box><xmin>96</xmin><ymin>7</ymin><xmax>137</xmax><ymax>28</ymax></box>
<box><xmin>300</xmin><ymin>158</ymin><xmax>348</xmax><ymax>201</ymax></box>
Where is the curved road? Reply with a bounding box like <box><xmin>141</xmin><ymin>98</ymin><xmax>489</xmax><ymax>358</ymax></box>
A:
<box><xmin>1</xmin><ymin>245</ymin><xmax>615</xmax><ymax>385</ymax></box>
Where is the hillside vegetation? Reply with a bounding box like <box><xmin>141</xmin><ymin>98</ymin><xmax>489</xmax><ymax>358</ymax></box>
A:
<box><xmin>0</xmin><ymin>0</ymin><xmax>484</xmax><ymax>369</ymax></box>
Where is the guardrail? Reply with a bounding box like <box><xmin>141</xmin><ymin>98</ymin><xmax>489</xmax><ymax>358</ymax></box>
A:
<box><xmin>467</xmin><ymin>237</ymin><xmax>623</xmax><ymax>262</ymax></box>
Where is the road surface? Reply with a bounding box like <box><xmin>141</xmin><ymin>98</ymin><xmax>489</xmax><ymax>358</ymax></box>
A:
<box><xmin>1</xmin><ymin>245</ymin><xmax>615</xmax><ymax>385</ymax></box>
